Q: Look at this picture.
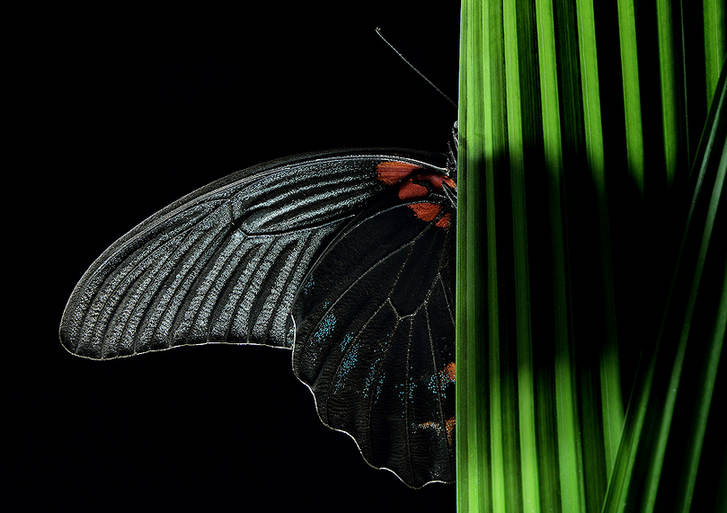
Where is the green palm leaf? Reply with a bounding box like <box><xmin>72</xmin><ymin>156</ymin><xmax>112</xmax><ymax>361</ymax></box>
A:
<box><xmin>456</xmin><ymin>1</ymin><xmax>726</xmax><ymax>512</ymax></box>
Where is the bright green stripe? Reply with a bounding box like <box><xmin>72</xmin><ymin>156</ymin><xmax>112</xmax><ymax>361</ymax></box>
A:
<box><xmin>575</xmin><ymin>0</ymin><xmax>605</xmax><ymax>190</ymax></box>
<box><xmin>678</xmin><ymin>0</ymin><xmax>692</xmax><ymax>164</ymax></box>
<box><xmin>641</xmin><ymin>131</ymin><xmax>727</xmax><ymax>513</ymax></box>
<box><xmin>599</xmin><ymin>340</ymin><xmax>624</xmax><ymax>475</ymax></box>
<box><xmin>657</xmin><ymin>0</ymin><xmax>679</xmax><ymax>184</ymax></box>
<box><xmin>534</xmin><ymin>1</ymin><xmax>586</xmax><ymax>512</ymax></box>
<box><xmin>481</xmin><ymin>1</ymin><xmax>506</xmax><ymax>511</ymax></box>
<box><xmin>503</xmin><ymin>1</ymin><xmax>541</xmax><ymax>511</ymax></box>
<box><xmin>457</xmin><ymin>2</ymin><xmax>491</xmax><ymax>512</ymax></box>
<box><xmin>704</xmin><ymin>0</ymin><xmax>726</xmax><ymax>104</ymax></box>
<box><xmin>456</xmin><ymin>1</ymin><xmax>469</xmax><ymax>509</ymax></box>
<box><xmin>502</xmin><ymin>0</ymin><xmax>524</xmax><ymax>175</ymax></box>
<box><xmin>616</xmin><ymin>0</ymin><xmax>645</xmax><ymax>192</ymax></box>
<box><xmin>475</xmin><ymin>4</ymin><xmax>491</xmax><ymax>512</ymax></box>
<box><xmin>535</xmin><ymin>0</ymin><xmax>564</xmax><ymax>174</ymax></box>
<box><xmin>575</xmin><ymin>0</ymin><xmax>624</xmax><ymax>475</ymax></box>
<box><xmin>602</xmin><ymin>362</ymin><xmax>655</xmax><ymax>513</ymax></box>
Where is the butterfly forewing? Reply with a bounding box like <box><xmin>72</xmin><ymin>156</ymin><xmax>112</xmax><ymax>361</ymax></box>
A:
<box><xmin>61</xmin><ymin>152</ymin><xmax>436</xmax><ymax>359</ymax></box>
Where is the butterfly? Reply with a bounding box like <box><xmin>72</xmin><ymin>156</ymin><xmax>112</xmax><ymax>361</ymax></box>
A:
<box><xmin>60</xmin><ymin>137</ymin><xmax>459</xmax><ymax>488</ymax></box>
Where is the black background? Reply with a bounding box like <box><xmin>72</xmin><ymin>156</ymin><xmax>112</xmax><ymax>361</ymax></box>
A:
<box><xmin>11</xmin><ymin>2</ymin><xmax>460</xmax><ymax>512</ymax></box>
<box><xmin>8</xmin><ymin>2</ymin><xmax>727</xmax><ymax>512</ymax></box>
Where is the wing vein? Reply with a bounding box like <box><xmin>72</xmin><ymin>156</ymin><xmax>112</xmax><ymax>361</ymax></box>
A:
<box><xmin>404</xmin><ymin>316</ymin><xmax>415</xmax><ymax>482</ymax></box>
<box><xmin>258</xmin><ymin>232</ymin><xmax>311</xmax><ymax>346</ymax></box>
<box><xmin>99</xmin><ymin>229</ymin><xmax>185</xmax><ymax>357</ymax></box>
<box><xmin>205</xmin><ymin>240</ymin><xmax>263</xmax><ymax>341</ymax></box>
<box><xmin>181</xmin><ymin>226</ymin><xmax>245</xmax><ymax>342</ymax></box>
<box><xmin>99</xmin><ymin>227</ymin><xmax>212</xmax><ymax>357</ymax></box>
<box><xmin>321</xmin><ymin>298</ymin><xmax>389</xmax><ymax>422</ymax></box>
<box><xmin>151</xmin><ymin>220</ymin><xmax>233</xmax><ymax>347</ymax></box>
<box><xmin>305</xmin><ymin>223</ymin><xmax>433</xmax><ymax>347</ymax></box>
<box><xmin>78</xmin><ymin>203</ymin><xmax>221</xmax><ymax>349</ymax></box>
<box><xmin>366</xmin><ymin>314</ymin><xmax>400</xmax><ymax>469</ymax></box>
<box><xmin>425</xmin><ymin>304</ymin><xmax>452</xmax><ymax>475</ymax></box>
<box><xmin>224</xmin><ymin>241</ymin><xmax>276</xmax><ymax>343</ymax></box>
<box><xmin>438</xmin><ymin>273</ymin><xmax>455</xmax><ymax>328</ymax></box>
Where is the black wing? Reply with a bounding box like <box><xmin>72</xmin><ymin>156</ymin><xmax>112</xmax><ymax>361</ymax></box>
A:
<box><xmin>60</xmin><ymin>151</ymin><xmax>446</xmax><ymax>359</ymax></box>
<box><xmin>291</xmin><ymin>176</ymin><xmax>456</xmax><ymax>487</ymax></box>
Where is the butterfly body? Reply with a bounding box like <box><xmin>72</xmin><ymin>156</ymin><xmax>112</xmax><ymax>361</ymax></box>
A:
<box><xmin>60</xmin><ymin>148</ymin><xmax>456</xmax><ymax>487</ymax></box>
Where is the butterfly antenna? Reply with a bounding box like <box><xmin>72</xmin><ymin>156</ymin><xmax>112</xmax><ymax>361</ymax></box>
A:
<box><xmin>375</xmin><ymin>27</ymin><xmax>457</xmax><ymax>109</ymax></box>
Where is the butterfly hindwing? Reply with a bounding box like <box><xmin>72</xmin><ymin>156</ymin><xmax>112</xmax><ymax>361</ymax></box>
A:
<box><xmin>291</xmin><ymin>181</ymin><xmax>456</xmax><ymax>487</ymax></box>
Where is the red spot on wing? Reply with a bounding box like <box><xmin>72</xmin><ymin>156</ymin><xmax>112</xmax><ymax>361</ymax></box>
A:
<box><xmin>435</xmin><ymin>213</ymin><xmax>452</xmax><ymax>229</ymax></box>
<box><xmin>411</xmin><ymin>172</ymin><xmax>457</xmax><ymax>191</ymax></box>
<box><xmin>376</xmin><ymin>161</ymin><xmax>421</xmax><ymax>185</ymax></box>
<box><xmin>376</xmin><ymin>162</ymin><xmax>456</xmax><ymax>228</ymax></box>
<box><xmin>398</xmin><ymin>182</ymin><xmax>428</xmax><ymax>200</ymax></box>
<box><xmin>408</xmin><ymin>202</ymin><xmax>441</xmax><ymax>222</ymax></box>
<box><xmin>418</xmin><ymin>173</ymin><xmax>445</xmax><ymax>189</ymax></box>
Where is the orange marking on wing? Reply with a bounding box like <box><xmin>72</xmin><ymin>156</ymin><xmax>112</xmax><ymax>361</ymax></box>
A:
<box><xmin>445</xmin><ymin>417</ymin><xmax>456</xmax><ymax>446</ymax></box>
<box><xmin>435</xmin><ymin>213</ymin><xmax>452</xmax><ymax>229</ymax></box>
<box><xmin>376</xmin><ymin>161</ymin><xmax>421</xmax><ymax>185</ymax></box>
<box><xmin>417</xmin><ymin>417</ymin><xmax>455</xmax><ymax>447</ymax></box>
<box><xmin>444</xmin><ymin>362</ymin><xmax>456</xmax><ymax>382</ymax></box>
<box><xmin>417</xmin><ymin>419</ymin><xmax>455</xmax><ymax>447</ymax></box>
<box><xmin>443</xmin><ymin>177</ymin><xmax>457</xmax><ymax>189</ymax></box>
<box><xmin>398</xmin><ymin>181</ymin><xmax>428</xmax><ymax>200</ymax></box>
<box><xmin>408</xmin><ymin>202</ymin><xmax>441</xmax><ymax>222</ymax></box>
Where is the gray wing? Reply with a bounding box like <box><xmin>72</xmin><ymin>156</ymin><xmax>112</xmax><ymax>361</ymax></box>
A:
<box><xmin>59</xmin><ymin>152</ymin><xmax>427</xmax><ymax>359</ymax></box>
